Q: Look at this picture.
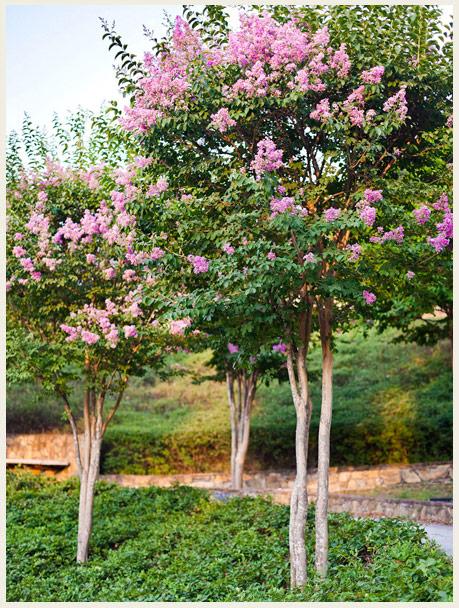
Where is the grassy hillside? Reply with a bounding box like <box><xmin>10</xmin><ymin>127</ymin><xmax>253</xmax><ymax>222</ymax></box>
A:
<box><xmin>7</xmin><ymin>328</ymin><xmax>452</xmax><ymax>472</ymax></box>
<box><xmin>6</xmin><ymin>472</ymin><xmax>452</xmax><ymax>602</ymax></box>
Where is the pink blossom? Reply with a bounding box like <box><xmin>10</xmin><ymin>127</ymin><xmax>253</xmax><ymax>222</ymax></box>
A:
<box><xmin>60</xmin><ymin>324</ymin><xmax>79</xmax><ymax>342</ymax></box>
<box><xmin>134</xmin><ymin>156</ymin><xmax>153</xmax><ymax>168</ymax></box>
<box><xmin>14</xmin><ymin>232</ymin><xmax>24</xmax><ymax>240</ymax></box>
<box><xmin>13</xmin><ymin>246</ymin><xmax>26</xmax><ymax>258</ymax></box>
<box><xmin>324</xmin><ymin>207</ymin><xmax>340</xmax><ymax>222</ymax></box>
<box><xmin>181</xmin><ymin>194</ymin><xmax>193</xmax><ymax>202</ymax></box>
<box><xmin>147</xmin><ymin>177</ymin><xmax>168</xmax><ymax>197</ymax></box>
<box><xmin>106</xmin><ymin>328</ymin><xmax>119</xmax><ymax>348</ymax></box>
<box><xmin>37</xmin><ymin>191</ymin><xmax>48</xmax><ymax>202</ymax></box>
<box><xmin>170</xmin><ymin>318</ymin><xmax>192</xmax><ymax>335</ymax></box>
<box><xmin>272</xmin><ymin>341</ymin><xmax>287</xmax><ymax>353</ymax></box>
<box><xmin>103</xmin><ymin>267</ymin><xmax>116</xmax><ymax>280</ymax></box>
<box><xmin>122</xmin><ymin>269</ymin><xmax>137</xmax><ymax>282</ymax></box>
<box><xmin>433</xmin><ymin>194</ymin><xmax>450</xmax><ymax>212</ymax></box>
<box><xmin>428</xmin><ymin>234</ymin><xmax>450</xmax><ymax>252</ymax></box>
<box><xmin>364</xmin><ymin>189</ymin><xmax>383</xmax><ymax>204</ymax></box>
<box><xmin>30</xmin><ymin>271</ymin><xmax>42</xmax><ymax>281</ymax></box>
<box><xmin>43</xmin><ymin>257</ymin><xmax>58</xmax><ymax>271</ymax></box>
<box><xmin>210</xmin><ymin>108</ymin><xmax>236</xmax><ymax>133</ymax></box>
<box><xmin>362</xmin><ymin>290</ymin><xmax>376</xmax><ymax>305</ymax></box>
<box><xmin>123</xmin><ymin>325</ymin><xmax>138</xmax><ymax>339</ymax></box>
<box><xmin>406</xmin><ymin>271</ymin><xmax>415</xmax><ymax>280</ymax></box>
<box><xmin>330</xmin><ymin>44</ymin><xmax>351</xmax><ymax>78</ymax></box>
<box><xmin>227</xmin><ymin>342</ymin><xmax>239</xmax><ymax>354</ymax></box>
<box><xmin>360</xmin><ymin>206</ymin><xmax>376</xmax><ymax>227</ymax></box>
<box><xmin>413</xmin><ymin>205</ymin><xmax>431</xmax><ymax>224</ymax></box>
<box><xmin>20</xmin><ymin>257</ymin><xmax>35</xmax><ymax>272</ymax></box>
<box><xmin>6</xmin><ymin>281</ymin><xmax>12</xmax><ymax>291</ymax></box>
<box><xmin>223</xmin><ymin>243</ymin><xmax>235</xmax><ymax>255</ymax></box>
<box><xmin>187</xmin><ymin>255</ymin><xmax>209</xmax><ymax>273</ymax></box>
<box><xmin>267</xmin><ymin>251</ymin><xmax>276</xmax><ymax>260</ymax></box>
<box><xmin>251</xmin><ymin>138</ymin><xmax>284</xmax><ymax>179</ymax></box>
<box><xmin>303</xmin><ymin>252</ymin><xmax>317</xmax><ymax>264</ymax></box>
<box><xmin>446</xmin><ymin>115</ymin><xmax>453</xmax><ymax>128</ymax></box>
<box><xmin>436</xmin><ymin>210</ymin><xmax>453</xmax><ymax>239</ymax></box>
<box><xmin>86</xmin><ymin>254</ymin><xmax>96</xmax><ymax>264</ymax></box>
<box><xmin>346</xmin><ymin>243</ymin><xmax>362</xmax><ymax>261</ymax></box>
<box><xmin>81</xmin><ymin>330</ymin><xmax>100</xmax><ymax>345</ymax></box>
<box><xmin>383</xmin><ymin>86</ymin><xmax>408</xmax><ymax>121</ymax></box>
<box><xmin>150</xmin><ymin>247</ymin><xmax>165</xmax><ymax>260</ymax></box>
<box><xmin>310</xmin><ymin>98</ymin><xmax>331</xmax><ymax>123</ymax></box>
<box><xmin>361</xmin><ymin>65</ymin><xmax>384</xmax><ymax>84</ymax></box>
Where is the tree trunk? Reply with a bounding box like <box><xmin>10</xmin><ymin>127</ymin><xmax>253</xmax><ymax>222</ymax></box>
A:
<box><xmin>226</xmin><ymin>370</ymin><xmax>257</xmax><ymax>491</ymax></box>
<box><xmin>77</xmin><ymin>435</ymin><xmax>102</xmax><ymax>563</ymax></box>
<box><xmin>286</xmin><ymin>333</ymin><xmax>312</xmax><ymax>589</ymax></box>
<box><xmin>315</xmin><ymin>301</ymin><xmax>333</xmax><ymax>577</ymax></box>
<box><xmin>289</xmin><ymin>394</ymin><xmax>312</xmax><ymax>588</ymax></box>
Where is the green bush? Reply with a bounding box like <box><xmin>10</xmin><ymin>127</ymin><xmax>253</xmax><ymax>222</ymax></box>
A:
<box><xmin>7</xmin><ymin>471</ymin><xmax>452</xmax><ymax>602</ymax></box>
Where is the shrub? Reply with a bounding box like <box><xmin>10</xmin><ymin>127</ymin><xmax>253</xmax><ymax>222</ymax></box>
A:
<box><xmin>6</xmin><ymin>472</ymin><xmax>452</xmax><ymax>602</ymax></box>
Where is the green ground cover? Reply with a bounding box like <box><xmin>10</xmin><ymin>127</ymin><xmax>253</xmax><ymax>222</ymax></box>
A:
<box><xmin>6</xmin><ymin>472</ymin><xmax>452</xmax><ymax>602</ymax></box>
<box><xmin>7</xmin><ymin>328</ymin><xmax>452</xmax><ymax>473</ymax></box>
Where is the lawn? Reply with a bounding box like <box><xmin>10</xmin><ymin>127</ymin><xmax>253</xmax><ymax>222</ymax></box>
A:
<box><xmin>6</xmin><ymin>471</ymin><xmax>453</xmax><ymax>602</ymax></box>
<box><xmin>7</xmin><ymin>328</ymin><xmax>452</xmax><ymax>473</ymax></box>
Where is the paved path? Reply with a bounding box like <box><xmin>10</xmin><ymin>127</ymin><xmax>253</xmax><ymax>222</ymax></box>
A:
<box><xmin>422</xmin><ymin>524</ymin><xmax>453</xmax><ymax>556</ymax></box>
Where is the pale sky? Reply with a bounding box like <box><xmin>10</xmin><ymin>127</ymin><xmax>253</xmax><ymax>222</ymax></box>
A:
<box><xmin>6</xmin><ymin>3</ymin><xmax>453</xmax><ymax>136</ymax></box>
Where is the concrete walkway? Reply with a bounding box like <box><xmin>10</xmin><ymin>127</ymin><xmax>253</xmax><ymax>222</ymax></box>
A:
<box><xmin>422</xmin><ymin>524</ymin><xmax>453</xmax><ymax>556</ymax></box>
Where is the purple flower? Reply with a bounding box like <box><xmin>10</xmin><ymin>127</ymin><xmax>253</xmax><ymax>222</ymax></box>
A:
<box><xmin>210</xmin><ymin>108</ymin><xmax>236</xmax><ymax>133</ymax></box>
<box><xmin>406</xmin><ymin>271</ymin><xmax>415</xmax><ymax>280</ymax></box>
<box><xmin>13</xmin><ymin>246</ymin><xmax>27</xmax><ymax>258</ymax></box>
<box><xmin>123</xmin><ymin>325</ymin><xmax>138</xmax><ymax>339</ymax></box>
<box><xmin>14</xmin><ymin>232</ymin><xmax>24</xmax><ymax>240</ymax></box>
<box><xmin>360</xmin><ymin>206</ymin><xmax>376</xmax><ymax>227</ymax></box>
<box><xmin>362</xmin><ymin>290</ymin><xmax>376</xmax><ymax>305</ymax></box>
<box><xmin>150</xmin><ymin>247</ymin><xmax>165</xmax><ymax>260</ymax></box>
<box><xmin>223</xmin><ymin>243</ymin><xmax>235</xmax><ymax>255</ymax></box>
<box><xmin>251</xmin><ymin>138</ymin><xmax>284</xmax><ymax>179</ymax></box>
<box><xmin>361</xmin><ymin>65</ymin><xmax>385</xmax><ymax>84</ymax></box>
<box><xmin>413</xmin><ymin>206</ymin><xmax>431</xmax><ymax>225</ymax></box>
<box><xmin>428</xmin><ymin>234</ymin><xmax>450</xmax><ymax>253</ymax></box>
<box><xmin>272</xmin><ymin>341</ymin><xmax>287</xmax><ymax>354</ymax></box>
<box><xmin>363</xmin><ymin>189</ymin><xmax>383</xmax><ymax>204</ymax></box>
<box><xmin>81</xmin><ymin>330</ymin><xmax>100</xmax><ymax>345</ymax></box>
<box><xmin>303</xmin><ymin>252</ymin><xmax>317</xmax><ymax>264</ymax></box>
<box><xmin>433</xmin><ymin>194</ymin><xmax>450</xmax><ymax>212</ymax></box>
<box><xmin>187</xmin><ymin>255</ymin><xmax>209</xmax><ymax>274</ymax></box>
<box><xmin>267</xmin><ymin>251</ymin><xmax>277</xmax><ymax>260</ymax></box>
<box><xmin>346</xmin><ymin>243</ymin><xmax>361</xmax><ymax>261</ymax></box>
<box><xmin>324</xmin><ymin>207</ymin><xmax>340</xmax><ymax>222</ymax></box>
<box><xmin>227</xmin><ymin>342</ymin><xmax>239</xmax><ymax>354</ymax></box>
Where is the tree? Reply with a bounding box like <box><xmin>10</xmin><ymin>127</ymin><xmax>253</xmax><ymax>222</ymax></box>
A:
<box><xmin>105</xmin><ymin>6</ymin><xmax>451</xmax><ymax>586</ymax></box>
<box><xmin>6</xmin><ymin>157</ymin><xmax>184</xmax><ymax>562</ymax></box>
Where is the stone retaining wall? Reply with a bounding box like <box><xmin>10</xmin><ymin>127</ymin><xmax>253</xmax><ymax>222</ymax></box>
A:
<box><xmin>6</xmin><ymin>433</ymin><xmax>81</xmax><ymax>477</ymax></box>
<box><xmin>6</xmin><ymin>432</ymin><xmax>452</xmax><ymax>493</ymax></box>
<box><xmin>210</xmin><ymin>489</ymin><xmax>453</xmax><ymax>525</ymax></box>
<box><xmin>101</xmin><ymin>461</ymin><xmax>452</xmax><ymax>494</ymax></box>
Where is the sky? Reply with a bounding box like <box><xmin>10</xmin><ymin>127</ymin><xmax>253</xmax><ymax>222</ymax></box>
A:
<box><xmin>6</xmin><ymin>3</ymin><xmax>453</xmax><ymax>136</ymax></box>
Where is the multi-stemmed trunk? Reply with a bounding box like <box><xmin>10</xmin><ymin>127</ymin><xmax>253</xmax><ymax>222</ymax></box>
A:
<box><xmin>315</xmin><ymin>299</ymin><xmax>333</xmax><ymax>578</ymax></box>
<box><xmin>226</xmin><ymin>369</ymin><xmax>258</xmax><ymax>490</ymax></box>
<box><xmin>286</xmin><ymin>308</ymin><xmax>313</xmax><ymax>588</ymax></box>
<box><xmin>62</xmin><ymin>381</ymin><xmax>126</xmax><ymax>563</ymax></box>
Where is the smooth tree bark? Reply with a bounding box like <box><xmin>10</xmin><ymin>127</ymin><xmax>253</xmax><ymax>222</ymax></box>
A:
<box><xmin>285</xmin><ymin>307</ymin><xmax>313</xmax><ymax>588</ymax></box>
<box><xmin>315</xmin><ymin>298</ymin><xmax>334</xmax><ymax>577</ymax></box>
<box><xmin>226</xmin><ymin>369</ymin><xmax>258</xmax><ymax>490</ymax></box>
<box><xmin>62</xmin><ymin>380</ymin><xmax>126</xmax><ymax>563</ymax></box>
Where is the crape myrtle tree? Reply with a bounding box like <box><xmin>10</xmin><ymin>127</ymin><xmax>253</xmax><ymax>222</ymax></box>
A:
<box><xmin>6</xmin><ymin>157</ymin><xmax>188</xmax><ymax>563</ymax></box>
<box><xmin>179</xmin><ymin>308</ymin><xmax>288</xmax><ymax>490</ymax></box>
<box><xmin>103</xmin><ymin>6</ymin><xmax>451</xmax><ymax>586</ymax></box>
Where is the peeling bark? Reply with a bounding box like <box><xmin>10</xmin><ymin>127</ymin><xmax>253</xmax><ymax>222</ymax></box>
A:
<box><xmin>315</xmin><ymin>300</ymin><xmax>333</xmax><ymax>578</ymax></box>
<box><xmin>226</xmin><ymin>370</ymin><xmax>257</xmax><ymax>490</ymax></box>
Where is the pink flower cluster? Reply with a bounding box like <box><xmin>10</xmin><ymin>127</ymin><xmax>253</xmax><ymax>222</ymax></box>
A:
<box><xmin>270</xmin><ymin>196</ymin><xmax>308</xmax><ymax>218</ymax></box>
<box><xmin>370</xmin><ymin>225</ymin><xmax>404</xmax><ymax>244</ymax></box>
<box><xmin>383</xmin><ymin>87</ymin><xmax>408</xmax><ymax>121</ymax></box>
<box><xmin>227</xmin><ymin>342</ymin><xmax>239</xmax><ymax>354</ymax></box>
<box><xmin>187</xmin><ymin>255</ymin><xmax>209</xmax><ymax>274</ymax></box>
<box><xmin>147</xmin><ymin>177</ymin><xmax>168</xmax><ymax>197</ymax></box>
<box><xmin>210</xmin><ymin>108</ymin><xmax>236</xmax><ymax>133</ymax></box>
<box><xmin>170</xmin><ymin>318</ymin><xmax>192</xmax><ymax>335</ymax></box>
<box><xmin>251</xmin><ymin>139</ymin><xmax>284</xmax><ymax>179</ymax></box>
<box><xmin>272</xmin><ymin>341</ymin><xmax>287</xmax><ymax>353</ymax></box>
<box><xmin>303</xmin><ymin>252</ymin><xmax>317</xmax><ymax>264</ymax></box>
<box><xmin>361</xmin><ymin>65</ymin><xmax>384</xmax><ymax>84</ymax></box>
<box><xmin>310</xmin><ymin>98</ymin><xmax>332</xmax><ymax>123</ymax></box>
<box><xmin>324</xmin><ymin>207</ymin><xmax>340</xmax><ymax>222</ymax></box>
<box><xmin>346</xmin><ymin>243</ymin><xmax>362</xmax><ymax>261</ymax></box>
<box><xmin>222</xmin><ymin>243</ymin><xmax>235</xmax><ymax>255</ymax></box>
<box><xmin>413</xmin><ymin>205</ymin><xmax>431</xmax><ymax>224</ymax></box>
<box><xmin>362</xmin><ymin>290</ymin><xmax>376</xmax><ymax>305</ymax></box>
